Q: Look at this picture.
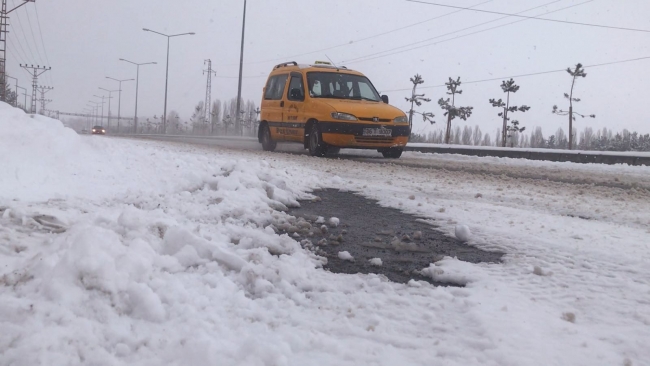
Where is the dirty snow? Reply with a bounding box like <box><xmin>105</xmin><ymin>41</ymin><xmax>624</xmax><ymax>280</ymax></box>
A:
<box><xmin>1</xmin><ymin>103</ymin><xmax>649</xmax><ymax>365</ymax></box>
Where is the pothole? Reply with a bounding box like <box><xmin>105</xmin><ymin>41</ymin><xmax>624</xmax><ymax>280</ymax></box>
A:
<box><xmin>287</xmin><ymin>189</ymin><xmax>503</xmax><ymax>286</ymax></box>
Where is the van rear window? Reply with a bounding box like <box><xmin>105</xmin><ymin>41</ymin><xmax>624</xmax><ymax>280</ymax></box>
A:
<box><xmin>264</xmin><ymin>74</ymin><xmax>289</xmax><ymax>100</ymax></box>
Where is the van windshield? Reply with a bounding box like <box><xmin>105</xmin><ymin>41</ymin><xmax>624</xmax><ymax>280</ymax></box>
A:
<box><xmin>307</xmin><ymin>72</ymin><xmax>381</xmax><ymax>102</ymax></box>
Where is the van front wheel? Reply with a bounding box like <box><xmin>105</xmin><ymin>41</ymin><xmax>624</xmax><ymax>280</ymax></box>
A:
<box><xmin>380</xmin><ymin>147</ymin><xmax>403</xmax><ymax>159</ymax></box>
<box><xmin>308</xmin><ymin>123</ymin><xmax>328</xmax><ymax>157</ymax></box>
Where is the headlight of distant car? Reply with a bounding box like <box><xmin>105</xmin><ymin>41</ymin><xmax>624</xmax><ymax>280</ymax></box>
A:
<box><xmin>92</xmin><ymin>129</ymin><xmax>96</xmax><ymax>132</ymax></box>
<box><xmin>331</xmin><ymin>112</ymin><xmax>357</xmax><ymax>121</ymax></box>
<box><xmin>102</xmin><ymin>130</ymin><xmax>106</xmax><ymax>133</ymax></box>
<box><xmin>394</xmin><ymin>116</ymin><xmax>408</xmax><ymax>123</ymax></box>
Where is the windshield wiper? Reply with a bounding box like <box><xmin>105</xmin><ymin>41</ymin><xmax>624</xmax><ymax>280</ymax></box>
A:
<box><xmin>349</xmin><ymin>96</ymin><xmax>379</xmax><ymax>102</ymax></box>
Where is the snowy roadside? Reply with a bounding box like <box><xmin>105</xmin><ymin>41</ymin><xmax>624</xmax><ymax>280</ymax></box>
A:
<box><xmin>1</xmin><ymin>104</ymin><xmax>649</xmax><ymax>365</ymax></box>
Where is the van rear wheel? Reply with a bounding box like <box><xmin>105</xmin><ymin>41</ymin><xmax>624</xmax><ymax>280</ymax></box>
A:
<box><xmin>261</xmin><ymin>124</ymin><xmax>276</xmax><ymax>151</ymax></box>
<box><xmin>308</xmin><ymin>123</ymin><xmax>328</xmax><ymax>157</ymax></box>
<box><xmin>380</xmin><ymin>147</ymin><xmax>403</xmax><ymax>159</ymax></box>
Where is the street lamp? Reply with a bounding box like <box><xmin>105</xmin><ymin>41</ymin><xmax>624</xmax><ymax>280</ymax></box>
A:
<box><xmin>235</xmin><ymin>0</ymin><xmax>248</xmax><ymax>136</ymax></box>
<box><xmin>93</xmin><ymin>95</ymin><xmax>110</xmax><ymax>126</ymax></box>
<box><xmin>106</xmin><ymin>76</ymin><xmax>134</xmax><ymax>134</ymax></box>
<box><xmin>5</xmin><ymin>75</ymin><xmax>18</xmax><ymax>107</ymax></box>
<box><xmin>88</xmin><ymin>102</ymin><xmax>101</xmax><ymax>125</ymax></box>
<box><xmin>99</xmin><ymin>87</ymin><xmax>118</xmax><ymax>130</ymax></box>
<box><xmin>143</xmin><ymin>28</ymin><xmax>195</xmax><ymax>134</ymax></box>
<box><xmin>119</xmin><ymin>59</ymin><xmax>157</xmax><ymax>134</ymax></box>
<box><xmin>17</xmin><ymin>86</ymin><xmax>27</xmax><ymax>111</ymax></box>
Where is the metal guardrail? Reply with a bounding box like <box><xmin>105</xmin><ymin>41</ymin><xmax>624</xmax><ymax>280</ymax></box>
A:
<box><xmin>118</xmin><ymin>134</ymin><xmax>650</xmax><ymax>166</ymax></box>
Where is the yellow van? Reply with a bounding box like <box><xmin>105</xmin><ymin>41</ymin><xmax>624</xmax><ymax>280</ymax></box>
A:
<box><xmin>258</xmin><ymin>61</ymin><xmax>410</xmax><ymax>158</ymax></box>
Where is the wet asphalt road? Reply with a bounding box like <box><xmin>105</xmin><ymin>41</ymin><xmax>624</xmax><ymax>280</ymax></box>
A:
<box><xmin>288</xmin><ymin>189</ymin><xmax>503</xmax><ymax>285</ymax></box>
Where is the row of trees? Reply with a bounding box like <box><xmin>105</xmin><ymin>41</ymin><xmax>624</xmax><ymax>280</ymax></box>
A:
<box><xmin>408</xmin><ymin>63</ymin><xmax>596</xmax><ymax>150</ymax></box>
<box><xmin>411</xmin><ymin>125</ymin><xmax>650</xmax><ymax>152</ymax></box>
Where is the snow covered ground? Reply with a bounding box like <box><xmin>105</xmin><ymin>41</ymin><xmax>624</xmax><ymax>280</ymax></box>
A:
<box><xmin>2</xmin><ymin>102</ymin><xmax>649</xmax><ymax>365</ymax></box>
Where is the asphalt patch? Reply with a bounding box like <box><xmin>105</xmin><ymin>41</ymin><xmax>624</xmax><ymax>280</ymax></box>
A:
<box><xmin>289</xmin><ymin>189</ymin><xmax>503</xmax><ymax>286</ymax></box>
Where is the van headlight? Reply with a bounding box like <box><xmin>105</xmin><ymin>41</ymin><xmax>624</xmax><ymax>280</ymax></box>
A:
<box><xmin>331</xmin><ymin>112</ymin><xmax>357</xmax><ymax>121</ymax></box>
<box><xmin>394</xmin><ymin>116</ymin><xmax>408</xmax><ymax>123</ymax></box>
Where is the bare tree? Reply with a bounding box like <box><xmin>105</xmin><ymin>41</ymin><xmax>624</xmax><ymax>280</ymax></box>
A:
<box><xmin>506</xmin><ymin>120</ymin><xmax>525</xmax><ymax>147</ymax></box>
<box><xmin>482</xmin><ymin>132</ymin><xmax>492</xmax><ymax>146</ymax></box>
<box><xmin>472</xmin><ymin>125</ymin><xmax>482</xmax><ymax>146</ymax></box>
<box><xmin>211</xmin><ymin>100</ymin><xmax>221</xmax><ymax>135</ymax></box>
<box><xmin>552</xmin><ymin>63</ymin><xmax>595</xmax><ymax>150</ymax></box>
<box><xmin>461</xmin><ymin>125</ymin><xmax>472</xmax><ymax>145</ymax></box>
<box><xmin>438</xmin><ymin>77</ymin><xmax>473</xmax><ymax>144</ymax></box>
<box><xmin>489</xmin><ymin>79</ymin><xmax>531</xmax><ymax>147</ymax></box>
<box><xmin>405</xmin><ymin>74</ymin><xmax>435</xmax><ymax>129</ymax></box>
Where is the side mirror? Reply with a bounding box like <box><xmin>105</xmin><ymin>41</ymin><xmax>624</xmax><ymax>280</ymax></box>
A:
<box><xmin>290</xmin><ymin>88</ymin><xmax>304</xmax><ymax>100</ymax></box>
<box><xmin>381</xmin><ymin>95</ymin><xmax>389</xmax><ymax>104</ymax></box>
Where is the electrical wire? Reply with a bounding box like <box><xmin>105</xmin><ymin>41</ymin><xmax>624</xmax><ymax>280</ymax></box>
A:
<box><xmin>345</xmin><ymin>0</ymin><xmax>590</xmax><ymax>64</ymax></box>
<box><xmin>406</xmin><ymin>0</ymin><xmax>650</xmax><ymax>33</ymax></box>
<box><xmin>33</xmin><ymin>4</ymin><xmax>53</xmax><ymax>86</ymax></box>
<box><xmin>238</xmin><ymin>0</ymin><xmax>494</xmax><ymax>66</ymax></box>
<box><xmin>379</xmin><ymin>56</ymin><xmax>650</xmax><ymax>93</ymax></box>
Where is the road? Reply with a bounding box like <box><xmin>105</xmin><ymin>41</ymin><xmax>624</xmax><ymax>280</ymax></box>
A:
<box><xmin>123</xmin><ymin>134</ymin><xmax>650</xmax><ymax>191</ymax></box>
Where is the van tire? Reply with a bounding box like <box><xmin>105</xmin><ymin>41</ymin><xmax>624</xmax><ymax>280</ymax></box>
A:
<box><xmin>380</xmin><ymin>147</ymin><xmax>403</xmax><ymax>159</ymax></box>
<box><xmin>261</xmin><ymin>124</ymin><xmax>277</xmax><ymax>152</ymax></box>
<box><xmin>308</xmin><ymin>123</ymin><xmax>327</xmax><ymax>157</ymax></box>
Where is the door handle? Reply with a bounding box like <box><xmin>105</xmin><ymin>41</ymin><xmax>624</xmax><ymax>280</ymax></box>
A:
<box><xmin>280</xmin><ymin>101</ymin><xmax>285</xmax><ymax>107</ymax></box>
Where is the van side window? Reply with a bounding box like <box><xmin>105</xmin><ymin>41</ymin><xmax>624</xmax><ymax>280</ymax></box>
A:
<box><xmin>265</xmin><ymin>74</ymin><xmax>289</xmax><ymax>100</ymax></box>
<box><xmin>287</xmin><ymin>75</ymin><xmax>305</xmax><ymax>101</ymax></box>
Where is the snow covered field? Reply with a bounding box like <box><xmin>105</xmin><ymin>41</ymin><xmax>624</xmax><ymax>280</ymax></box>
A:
<box><xmin>1</xmin><ymin>103</ymin><xmax>649</xmax><ymax>365</ymax></box>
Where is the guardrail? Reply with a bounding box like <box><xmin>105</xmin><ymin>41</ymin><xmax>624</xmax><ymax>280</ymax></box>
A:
<box><xmin>117</xmin><ymin>134</ymin><xmax>650</xmax><ymax>166</ymax></box>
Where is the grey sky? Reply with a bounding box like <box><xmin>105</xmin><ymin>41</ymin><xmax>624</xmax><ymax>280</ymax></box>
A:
<box><xmin>7</xmin><ymin>0</ymin><xmax>650</xmax><ymax>134</ymax></box>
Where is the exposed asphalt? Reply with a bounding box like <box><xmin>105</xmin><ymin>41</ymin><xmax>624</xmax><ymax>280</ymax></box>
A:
<box><xmin>286</xmin><ymin>189</ymin><xmax>503</xmax><ymax>286</ymax></box>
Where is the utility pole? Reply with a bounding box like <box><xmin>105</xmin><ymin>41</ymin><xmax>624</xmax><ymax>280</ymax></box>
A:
<box><xmin>0</xmin><ymin>0</ymin><xmax>35</xmax><ymax>103</ymax></box>
<box><xmin>37</xmin><ymin>85</ymin><xmax>53</xmax><ymax>112</ymax></box>
<box><xmin>20</xmin><ymin>64</ymin><xmax>50</xmax><ymax>113</ymax></box>
<box><xmin>235</xmin><ymin>0</ymin><xmax>247</xmax><ymax>136</ymax></box>
<box><xmin>203</xmin><ymin>59</ymin><xmax>216</xmax><ymax>135</ymax></box>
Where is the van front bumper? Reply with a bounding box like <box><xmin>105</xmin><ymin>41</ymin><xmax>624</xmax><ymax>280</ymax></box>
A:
<box><xmin>318</xmin><ymin>121</ymin><xmax>410</xmax><ymax>148</ymax></box>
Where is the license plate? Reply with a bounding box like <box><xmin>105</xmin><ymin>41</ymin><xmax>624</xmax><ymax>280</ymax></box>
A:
<box><xmin>362</xmin><ymin>127</ymin><xmax>392</xmax><ymax>137</ymax></box>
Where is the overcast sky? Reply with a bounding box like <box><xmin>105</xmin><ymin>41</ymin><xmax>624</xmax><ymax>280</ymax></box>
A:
<box><xmin>7</xmin><ymin>0</ymin><xmax>650</xmax><ymax>135</ymax></box>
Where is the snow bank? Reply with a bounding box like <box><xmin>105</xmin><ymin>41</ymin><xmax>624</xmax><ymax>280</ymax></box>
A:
<box><xmin>2</xmin><ymin>103</ymin><xmax>648</xmax><ymax>365</ymax></box>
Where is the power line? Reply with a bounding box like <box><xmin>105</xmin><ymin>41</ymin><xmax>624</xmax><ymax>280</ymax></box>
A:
<box><xmin>238</xmin><ymin>0</ymin><xmax>494</xmax><ymax>66</ymax></box>
<box><xmin>344</xmin><ymin>0</ymin><xmax>566</xmax><ymax>63</ymax></box>
<box><xmin>11</xmin><ymin>4</ymin><xmax>36</xmax><ymax>62</ymax></box>
<box><xmin>379</xmin><ymin>56</ymin><xmax>650</xmax><ymax>93</ymax></box>
<box><xmin>22</xmin><ymin>5</ymin><xmax>44</xmax><ymax>63</ymax></box>
<box><xmin>33</xmin><ymin>4</ymin><xmax>53</xmax><ymax>86</ymax></box>
<box><xmin>405</xmin><ymin>0</ymin><xmax>650</xmax><ymax>33</ymax></box>
<box><xmin>345</xmin><ymin>0</ymin><xmax>591</xmax><ymax>65</ymax></box>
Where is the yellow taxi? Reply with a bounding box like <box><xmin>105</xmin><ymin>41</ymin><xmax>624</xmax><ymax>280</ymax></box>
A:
<box><xmin>258</xmin><ymin>61</ymin><xmax>410</xmax><ymax>158</ymax></box>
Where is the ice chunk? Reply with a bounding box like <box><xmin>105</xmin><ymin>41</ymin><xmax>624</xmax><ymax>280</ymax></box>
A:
<box><xmin>368</xmin><ymin>258</ymin><xmax>382</xmax><ymax>266</ymax></box>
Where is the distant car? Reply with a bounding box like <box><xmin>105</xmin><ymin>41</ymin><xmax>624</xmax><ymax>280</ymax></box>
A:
<box><xmin>91</xmin><ymin>126</ymin><xmax>106</xmax><ymax>135</ymax></box>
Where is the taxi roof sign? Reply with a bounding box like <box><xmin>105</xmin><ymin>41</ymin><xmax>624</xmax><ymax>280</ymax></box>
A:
<box><xmin>314</xmin><ymin>61</ymin><xmax>332</xmax><ymax>65</ymax></box>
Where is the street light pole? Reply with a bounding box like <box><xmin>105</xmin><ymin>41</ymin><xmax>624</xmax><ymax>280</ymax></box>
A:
<box><xmin>106</xmin><ymin>77</ymin><xmax>134</xmax><ymax>134</ymax></box>
<box><xmin>5</xmin><ymin>74</ymin><xmax>17</xmax><ymax>106</ymax></box>
<box><xmin>93</xmin><ymin>95</ymin><xmax>109</xmax><ymax>126</ymax></box>
<box><xmin>99</xmin><ymin>87</ymin><xmax>118</xmax><ymax>131</ymax></box>
<box><xmin>235</xmin><ymin>0</ymin><xmax>247</xmax><ymax>136</ymax></box>
<box><xmin>143</xmin><ymin>28</ymin><xmax>195</xmax><ymax>134</ymax></box>
<box><xmin>17</xmin><ymin>85</ymin><xmax>26</xmax><ymax>111</ymax></box>
<box><xmin>119</xmin><ymin>59</ymin><xmax>156</xmax><ymax>134</ymax></box>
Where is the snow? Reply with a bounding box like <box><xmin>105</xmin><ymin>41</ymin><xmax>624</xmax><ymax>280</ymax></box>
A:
<box><xmin>337</xmin><ymin>251</ymin><xmax>354</xmax><ymax>261</ymax></box>
<box><xmin>328</xmin><ymin>217</ymin><xmax>340</xmax><ymax>228</ymax></box>
<box><xmin>368</xmin><ymin>258</ymin><xmax>383</xmax><ymax>266</ymax></box>
<box><xmin>454</xmin><ymin>225</ymin><xmax>471</xmax><ymax>242</ymax></box>
<box><xmin>2</xmin><ymin>103</ymin><xmax>649</xmax><ymax>365</ymax></box>
<box><xmin>408</xmin><ymin>142</ymin><xmax>650</xmax><ymax>157</ymax></box>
